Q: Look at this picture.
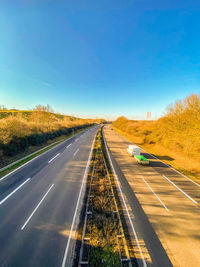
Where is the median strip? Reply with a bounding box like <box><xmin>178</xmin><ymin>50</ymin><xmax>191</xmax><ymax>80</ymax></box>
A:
<box><xmin>78</xmin><ymin>130</ymin><xmax>132</xmax><ymax>266</ymax></box>
<box><xmin>102</xmin><ymin>129</ymin><xmax>147</xmax><ymax>267</ymax></box>
<box><xmin>72</xmin><ymin>127</ymin><xmax>140</xmax><ymax>266</ymax></box>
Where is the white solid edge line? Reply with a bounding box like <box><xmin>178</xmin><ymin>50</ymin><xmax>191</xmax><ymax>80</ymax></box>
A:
<box><xmin>73</xmin><ymin>148</ymin><xmax>79</xmax><ymax>157</ymax></box>
<box><xmin>142</xmin><ymin>177</ymin><xmax>169</xmax><ymax>212</ymax></box>
<box><xmin>0</xmin><ymin>178</ymin><xmax>31</xmax><ymax>205</ymax></box>
<box><xmin>48</xmin><ymin>153</ymin><xmax>60</xmax><ymax>164</ymax></box>
<box><xmin>114</xmin><ymin>127</ymin><xmax>200</xmax><ymax>188</ymax></box>
<box><xmin>0</xmin><ymin>127</ymin><xmax>93</xmax><ymax>182</ymax></box>
<box><xmin>66</xmin><ymin>144</ymin><xmax>72</xmax><ymax>149</ymax></box>
<box><xmin>0</xmin><ymin>156</ymin><xmax>40</xmax><ymax>182</ymax></box>
<box><xmin>61</xmin><ymin>133</ymin><xmax>96</xmax><ymax>267</ymax></box>
<box><xmin>21</xmin><ymin>184</ymin><xmax>54</xmax><ymax>230</ymax></box>
<box><xmin>102</xmin><ymin>131</ymin><xmax>147</xmax><ymax>267</ymax></box>
<box><xmin>162</xmin><ymin>175</ymin><xmax>198</xmax><ymax>205</ymax></box>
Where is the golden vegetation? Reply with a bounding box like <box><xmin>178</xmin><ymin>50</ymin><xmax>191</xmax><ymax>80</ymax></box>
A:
<box><xmin>78</xmin><ymin>130</ymin><xmax>129</xmax><ymax>266</ymax></box>
<box><xmin>112</xmin><ymin>94</ymin><xmax>200</xmax><ymax>180</ymax></box>
<box><xmin>0</xmin><ymin>105</ymin><xmax>102</xmax><ymax>161</ymax></box>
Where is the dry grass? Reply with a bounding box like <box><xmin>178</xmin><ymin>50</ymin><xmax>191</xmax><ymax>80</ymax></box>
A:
<box><xmin>112</xmin><ymin>94</ymin><xmax>200</xmax><ymax>182</ymax></box>
<box><xmin>0</xmin><ymin>105</ymin><xmax>104</xmax><ymax>160</ymax></box>
<box><xmin>0</xmin><ymin>110</ymin><xmax>94</xmax><ymax>145</ymax></box>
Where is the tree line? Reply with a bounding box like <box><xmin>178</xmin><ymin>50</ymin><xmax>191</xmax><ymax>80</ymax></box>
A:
<box><xmin>0</xmin><ymin>105</ymin><xmax>96</xmax><ymax>160</ymax></box>
<box><xmin>112</xmin><ymin>94</ymin><xmax>200</xmax><ymax>177</ymax></box>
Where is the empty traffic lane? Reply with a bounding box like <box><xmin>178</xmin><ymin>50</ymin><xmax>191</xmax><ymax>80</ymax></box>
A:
<box><xmin>104</xmin><ymin>125</ymin><xmax>200</xmax><ymax>267</ymax></box>
<box><xmin>0</xmin><ymin>126</ymin><xmax>98</xmax><ymax>267</ymax></box>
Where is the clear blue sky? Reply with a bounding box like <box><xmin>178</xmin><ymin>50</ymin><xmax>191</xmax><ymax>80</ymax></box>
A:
<box><xmin>1</xmin><ymin>0</ymin><xmax>200</xmax><ymax>120</ymax></box>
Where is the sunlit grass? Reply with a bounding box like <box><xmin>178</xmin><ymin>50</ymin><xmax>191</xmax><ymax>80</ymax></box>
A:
<box><xmin>112</xmin><ymin>94</ymin><xmax>200</xmax><ymax>182</ymax></box>
<box><xmin>0</xmin><ymin>127</ymin><xmax>91</xmax><ymax>178</ymax></box>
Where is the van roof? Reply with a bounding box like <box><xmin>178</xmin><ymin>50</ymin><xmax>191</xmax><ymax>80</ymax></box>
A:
<box><xmin>128</xmin><ymin>145</ymin><xmax>140</xmax><ymax>149</ymax></box>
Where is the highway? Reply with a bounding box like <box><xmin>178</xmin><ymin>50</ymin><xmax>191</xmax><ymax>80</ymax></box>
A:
<box><xmin>0</xmin><ymin>126</ymin><xmax>98</xmax><ymax>267</ymax></box>
<box><xmin>104</xmin><ymin>125</ymin><xmax>200</xmax><ymax>267</ymax></box>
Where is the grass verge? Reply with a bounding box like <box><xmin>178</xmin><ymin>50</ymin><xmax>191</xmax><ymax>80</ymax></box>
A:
<box><xmin>112</xmin><ymin>126</ymin><xmax>200</xmax><ymax>183</ymax></box>
<box><xmin>0</xmin><ymin>126</ymin><xmax>92</xmax><ymax>179</ymax></box>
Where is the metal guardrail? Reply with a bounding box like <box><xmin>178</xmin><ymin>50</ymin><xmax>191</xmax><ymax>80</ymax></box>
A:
<box><xmin>78</xmin><ymin>130</ymin><xmax>132</xmax><ymax>266</ymax></box>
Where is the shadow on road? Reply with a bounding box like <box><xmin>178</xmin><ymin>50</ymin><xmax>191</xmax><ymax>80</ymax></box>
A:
<box><xmin>109</xmin><ymin>149</ymin><xmax>173</xmax><ymax>267</ymax></box>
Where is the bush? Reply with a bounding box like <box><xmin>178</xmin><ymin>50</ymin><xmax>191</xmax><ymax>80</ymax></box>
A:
<box><xmin>0</xmin><ymin>107</ymin><xmax>95</xmax><ymax>158</ymax></box>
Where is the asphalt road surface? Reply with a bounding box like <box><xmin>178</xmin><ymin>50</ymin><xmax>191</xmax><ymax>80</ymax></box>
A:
<box><xmin>104</xmin><ymin>125</ymin><xmax>200</xmax><ymax>267</ymax></box>
<box><xmin>0</xmin><ymin>126</ymin><xmax>98</xmax><ymax>267</ymax></box>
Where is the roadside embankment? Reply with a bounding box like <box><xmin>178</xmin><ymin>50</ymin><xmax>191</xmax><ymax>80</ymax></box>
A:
<box><xmin>112</xmin><ymin>94</ymin><xmax>200</xmax><ymax>183</ymax></box>
<box><xmin>0</xmin><ymin>107</ymin><xmax>96</xmax><ymax>168</ymax></box>
<box><xmin>0</xmin><ymin>126</ymin><xmax>91</xmax><ymax>179</ymax></box>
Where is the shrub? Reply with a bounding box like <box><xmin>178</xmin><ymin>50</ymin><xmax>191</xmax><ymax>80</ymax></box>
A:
<box><xmin>0</xmin><ymin>106</ymin><xmax>96</xmax><ymax>158</ymax></box>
